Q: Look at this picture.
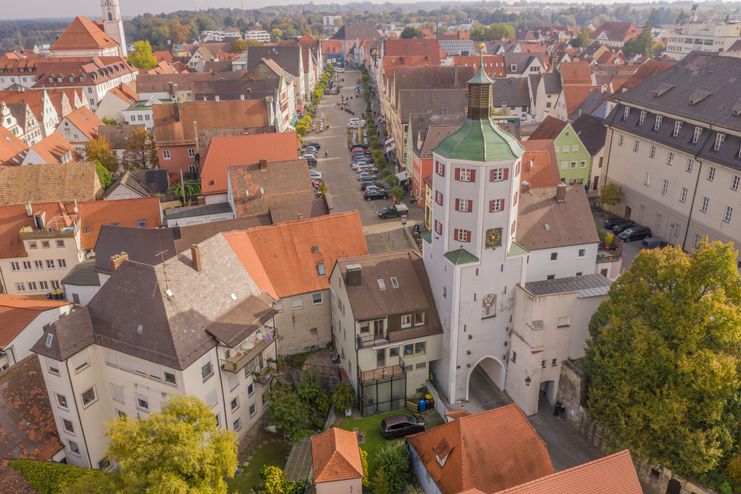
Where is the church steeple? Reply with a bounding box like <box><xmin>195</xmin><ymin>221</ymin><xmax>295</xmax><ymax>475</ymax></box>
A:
<box><xmin>101</xmin><ymin>0</ymin><xmax>127</xmax><ymax>58</ymax></box>
<box><xmin>466</xmin><ymin>45</ymin><xmax>493</xmax><ymax>120</ymax></box>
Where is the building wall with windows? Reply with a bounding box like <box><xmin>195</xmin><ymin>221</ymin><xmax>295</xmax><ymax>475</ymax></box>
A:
<box><xmin>0</xmin><ymin>235</ymin><xmax>82</xmax><ymax>296</ymax></box>
<box><xmin>524</xmin><ymin>244</ymin><xmax>598</xmax><ymax>282</ymax></box>
<box><xmin>0</xmin><ymin>303</ymin><xmax>71</xmax><ymax>371</ymax></box>
<box><xmin>666</xmin><ymin>23</ymin><xmax>741</xmax><ymax>60</ymax></box>
<box><xmin>273</xmin><ymin>289</ymin><xmax>331</xmax><ymax>355</ymax></box>
<box><xmin>553</xmin><ymin>126</ymin><xmax>592</xmax><ymax>186</ymax></box>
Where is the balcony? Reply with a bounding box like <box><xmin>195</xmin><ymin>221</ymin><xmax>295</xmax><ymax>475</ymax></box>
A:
<box><xmin>360</xmin><ymin>356</ymin><xmax>406</xmax><ymax>384</ymax></box>
<box><xmin>221</xmin><ymin>327</ymin><xmax>276</xmax><ymax>373</ymax></box>
<box><xmin>356</xmin><ymin>333</ymin><xmax>389</xmax><ymax>350</ymax></box>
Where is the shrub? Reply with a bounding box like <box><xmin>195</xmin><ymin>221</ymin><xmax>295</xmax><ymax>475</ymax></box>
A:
<box><xmin>331</xmin><ymin>382</ymin><xmax>356</xmax><ymax>412</ymax></box>
<box><xmin>9</xmin><ymin>459</ymin><xmax>109</xmax><ymax>494</ymax></box>
<box><xmin>375</xmin><ymin>443</ymin><xmax>410</xmax><ymax>494</ymax></box>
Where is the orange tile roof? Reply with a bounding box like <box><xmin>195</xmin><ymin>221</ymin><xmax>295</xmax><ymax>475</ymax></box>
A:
<box><xmin>107</xmin><ymin>83</ymin><xmax>138</xmax><ymax>104</ymax></box>
<box><xmin>225</xmin><ymin>211</ymin><xmax>368</xmax><ymax>299</ymax></box>
<box><xmin>451</xmin><ymin>55</ymin><xmax>506</xmax><ymax>78</ymax></box>
<box><xmin>0</xmin><ymin>89</ymin><xmax>47</xmax><ymax>124</ymax></box>
<box><xmin>383</xmin><ymin>56</ymin><xmax>438</xmax><ymax>78</ymax></box>
<box><xmin>564</xmin><ymin>86</ymin><xmax>598</xmax><ymax>115</ymax></box>
<box><xmin>311</xmin><ymin>428</ymin><xmax>364</xmax><ymax>483</ymax></box>
<box><xmin>0</xmin><ymin>127</ymin><xmax>28</xmax><ymax>166</ymax></box>
<box><xmin>590</xmin><ymin>22</ymin><xmax>640</xmax><ymax>43</ymax></box>
<box><xmin>618</xmin><ymin>60</ymin><xmax>674</xmax><ymax>93</ymax></box>
<box><xmin>560</xmin><ymin>61</ymin><xmax>593</xmax><ymax>84</ymax></box>
<box><xmin>321</xmin><ymin>40</ymin><xmax>343</xmax><ymax>53</ymax></box>
<box><xmin>495</xmin><ymin>450</ymin><xmax>642</xmax><ymax>494</ymax></box>
<box><xmin>78</xmin><ymin>197</ymin><xmax>161</xmax><ymax>250</ymax></box>
<box><xmin>384</xmin><ymin>39</ymin><xmax>442</xmax><ymax>64</ymax></box>
<box><xmin>52</xmin><ymin>16</ymin><xmax>119</xmax><ymax>52</ymax></box>
<box><xmin>24</xmin><ymin>132</ymin><xmax>74</xmax><ymax>164</ymax></box>
<box><xmin>521</xmin><ymin>139</ymin><xmax>561</xmax><ymax>188</ymax></box>
<box><xmin>64</xmin><ymin>107</ymin><xmax>100</xmax><ymax>141</ymax></box>
<box><xmin>407</xmin><ymin>405</ymin><xmax>554</xmax><ymax>494</ymax></box>
<box><xmin>0</xmin><ymin>161</ymin><xmax>100</xmax><ymax>206</ymax></box>
<box><xmin>200</xmin><ymin>132</ymin><xmax>299</xmax><ymax>196</ymax></box>
<box><xmin>153</xmin><ymin>51</ymin><xmax>174</xmax><ymax>63</ymax></box>
<box><xmin>0</xmin><ymin>295</ymin><xmax>69</xmax><ymax>347</ymax></box>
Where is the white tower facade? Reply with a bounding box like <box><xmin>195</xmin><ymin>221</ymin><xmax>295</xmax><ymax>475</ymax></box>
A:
<box><xmin>422</xmin><ymin>59</ymin><xmax>527</xmax><ymax>404</ymax></box>
<box><xmin>101</xmin><ymin>0</ymin><xmax>127</xmax><ymax>58</ymax></box>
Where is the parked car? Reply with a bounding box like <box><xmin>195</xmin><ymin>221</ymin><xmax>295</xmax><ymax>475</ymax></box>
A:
<box><xmin>610</xmin><ymin>220</ymin><xmax>636</xmax><ymax>233</ymax></box>
<box><xmin>309</xmin><ymin>170</ymin><xmax>322</xmax><ymax>180</ymax></box>
<box><xmin>348</xmin><ymin>118</ymin><xmax>360</xmax><ymax>128</ymax></box>
<box><xmin>303</xmin><ymin>142</ymin><xmax>321</xmax><ymax>150</ymax></box>
<box><xmin>350</xmin><ymin>144</ymin><xmax>367</xmax><ymax>151</ymax></box>
<box><xmin>302</xmin><ymin>146</ymin><xmax>319</xmax><ymax>154</ymax></box>
<box><xmin>380</xmin><ymin>414</ymin><xmax>426</xmax><ymax>439</ymax></box>
<box><xmin>301</xmin><ymin>153</ymin><xmax>317</xmax><ymax>161</ymax></box>
<box><xmin>378</xmin><ymin>203</ymin><xmax>409</xmax><ymax>218</ymax></box>
<box><xmin>373</xmin><ymin>181</ymin><xmax>393</xmax><ymax>191</ymax></box>
<box><xmin>357</xmin><ymin>173</ymin><xmax>378</xmax><ymax>181</ymax></box>
<box><xmin>642</xmin><ymin>237</ymin><xmax>668</xmax><ymax>249</ymax></box>
<box><xmin>358</xmin><ymin>176</ymin><xmax>377</xmax><ymax>187</ymax></box>
<box><xmin>603</xmin><ymin>217</ymin><xmax>626</xmax><ymax>230</ymax></box>
<box><xmin>306</xmin><ymin>158</ymin><xmax>317</xmax><ymax>167</ymax></box>
<box><xmin>618</xmin><ymin>226</ymin><xmax>652</xmax><ymax>242</ymax></box>
<box><xmin>364</xmin><ymin>188</ymin><xmax>389</xmax><ymax>200</ymax></box>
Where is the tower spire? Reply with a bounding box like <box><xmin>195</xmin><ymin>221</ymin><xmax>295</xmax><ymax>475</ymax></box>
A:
<box><xmin>466</xmin><ymin>43</ymin><xmax>493</xmax><ymax>120</ymax></box>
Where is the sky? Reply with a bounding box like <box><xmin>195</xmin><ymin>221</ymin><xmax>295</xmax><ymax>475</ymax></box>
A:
<box><xmin>2</xmin><ymin>0</ymin><xmax>655</xmax><ymax>21</ymax></box>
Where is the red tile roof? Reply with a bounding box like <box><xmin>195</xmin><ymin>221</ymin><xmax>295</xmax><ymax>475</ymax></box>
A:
<box><xmin>559</xmin><ymin>61</ymin><xmax>593</xmax><ymax>84</ymax></box>
<box><xmin>311</xmin><ymin>428</ymin><xmax>364</xmax><ymax>483</ymax></box>
<box><xmin>0</xmin><ymin>355</ymin><xmax>63</xmax><ymax>460</ymax></box>
<box><xmin>528</xmin><ymin>116</ymin><xmax>568</xmax><ymax>140</ymax></box>
<box><xmin>0</xmin><ymin>295</ymin><xmax>70</xmax><ymax>347</ymax></box>
<box><xmin>63</xmin><ymin>107</ymin><xmax>100</xmax><ymax>141</ymax></box>
<box><xmin>225</xmin><ymin>211</ymin><xmax>368</xmax><ymax>299</ymax></box>
<box><xmin>521</xmin><ymin>139</ymin><xmax>561</xmax><ymax>188</ymax></box>
<box><xmin>0</xmin><ymin>127</ymin><xmax>28</xmax><ymax>166</ymax></box>
<box><xmin>618</xmin><ymin>60</ymin><xmax>674</xmax><ymax>93</ymax></box>
<box><xmin>590</xmin><ymin>22</ymin><xmax>641</xmax><ymax>43</ymax></box>
<box><xmin>564</xmin><ymin>86</ymin><xmax>598</xmax><ymax>115</ymax></box>
<box><xmin>52</xmin><ymin>16</ymin><xmax>119</xmax><ymax>52</ymax></box>
<box><xmin>451</xmin><ymin>55</ymin><xmax>506</xmax><ymax>78</ymax></box>
<box><xmin>407</xmin><ymin>405</ymin><xmax>554</xmax><ymax>494</ymax></box>
<box><xmin>200</xmin><ymin>132</ymin><xmax>299</xmax><ymax>195</ymax></box>
<box><xmin>24</xmin><ymin>132</ymin><xmax>74</xmax><ymax>164</ymax></box>
<box><xmin>384</xmin><ymin>39</ymin><xmax>443</xmax><ymax>65</ymax></box>
<box><xmin>495</xmin><ymin>450</ymin><xmax>642</xmax><ymax>494</ymax></box>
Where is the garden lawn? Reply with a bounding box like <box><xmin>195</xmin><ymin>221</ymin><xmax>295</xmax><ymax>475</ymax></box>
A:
<box><xmin>340</xmin><ymin>409</ymin><xmax>444</xmax><ymax>477</ymax></box>
<box><xmin>227</xmin><ymin>440</ymin><xmax>291</xmax><ymax>493</ymax></box>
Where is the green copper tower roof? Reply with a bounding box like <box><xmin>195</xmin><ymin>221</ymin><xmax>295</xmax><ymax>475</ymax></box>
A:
<box><xmin>433</xmin><ymin>117</ymin><xmax>524</xmax><ymax>162</ymax></box>
<box><xmin>467</xmin><ymin>49</ymin><xmax>494</xmax><ymax>85</ymax></box>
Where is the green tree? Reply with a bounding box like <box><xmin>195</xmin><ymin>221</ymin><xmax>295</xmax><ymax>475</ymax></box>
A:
<box><xmin>128</xmin><ymin>40</ymin><xmax>157</xmax><ymax>69</ymax></box>
<box><xmin>598</xmin><ymin>182</ymin><xmax>623</xmax><ymax>210</ymax></box>
<box><xmin>229</xmin><ymin>38</ymin><xmax>248</xmax><ymax>53</ymax></box>
<box><xmin>260</xmin><ymin>465</ymin><xmax>290</xmax><ymax>494</ymax></box>
<box><xmin>331</xmin><ymin>382</ymin><xmax>356</xmax><ymax>413</ymax></box>
<box><xmin>372</xmin><ymin>468</ymin><xmax>392</xmax><ymax>494</ymax></box>
<box><xmin>267</xmin><ymin>382</ymin><xmax>312</xmax><ymax>442</ymax></box>
<box><xmin>471</xmin><ymin>23</ymin><xmax>515</xmax><ymax>41</ymax></box>
<box><xmin>84</xmin><ymin>137</ymin><xmax>119</xmax><ymax>174</ymax></box>
<box><xmin>103</xmin><ymin>395</ymin><xmax>238</xmax><ymax>494</ymax></box>
<box><xmin>298</xmin><ymin>368</ymin><xmax>331</xmax><ymax>418</ymax></box>
<box><xmin>392</xmin><ymin>185</ymin><xmax>405</xmax><ymax>201</ymax></box>
<box><xmin>623</xmin><ymin>22</ymin><xmax>655</xmax><ymax>58</ymax></box>
<box><xmin>122</xmin><ymin>127</ymin><xmax>158</xmax><ymax>170</ymax></box>
<box><xmin>400</xmin><ymin>27</ymin><xmax>423</xmax><ymax>39</ymax></box>
<box><xmin>95</xmin><ymin>161</ymin><xmax>112</xmax><ymax>189</ymax></box>
<box><xmin>571</xmin><ymin>28</ymin><xmax>592</xmax><ymax>48</ymax></box>
<box><xmin>375</xmin><ymin>443</ymin><xmax>410</xmax><ymax>494</ymax></box>
<box><xmin>359</xmin><ymin>448</ymin><xmax>370</xmax><ymax>487</ymax></box>
<box><xmin>585</xmin><ymin>241</ymin><xmax>740</xmax><ymax>479</ymax></box>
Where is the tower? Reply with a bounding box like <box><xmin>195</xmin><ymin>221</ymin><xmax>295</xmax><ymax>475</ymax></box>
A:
<box><xmin>101</xmin><ymin>0</ymin><xmax>127</xmax><ymax>58</ymax></box>
<box><xmin>422</xmin><ymin>49</ymin><xmax>526</xmax><ymax>404</ymax></box>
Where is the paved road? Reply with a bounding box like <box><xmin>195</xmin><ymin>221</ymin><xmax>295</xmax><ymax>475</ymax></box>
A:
<box><xmin>308</xmin><ymin>70</ymin><xmax>423</xmax><ymax>254</ymax></box>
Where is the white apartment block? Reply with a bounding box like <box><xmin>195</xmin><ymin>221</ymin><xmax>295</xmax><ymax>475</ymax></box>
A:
<box><xmin>666</xmin><ymin>22</ymin><xmax>741</xmax><ymax>60</ymax></box>
<box><xmin>32</xmin><ymin>237</ymin><xmax>278</xmax><ymax>469</ymax></box>
<box><xmin>245</xmin><ymin>30</ymin><xmax>272</xmax><ymax>43</ymax></box>
<box><xmin>604</xmin><ymin>53</ymin><xmax>740</xmax><ymax>263</ymax></box>
<box><xmin>421</xmin><ymin>62</ymin><xmax>606</xmax><ymax>414</ymax></box>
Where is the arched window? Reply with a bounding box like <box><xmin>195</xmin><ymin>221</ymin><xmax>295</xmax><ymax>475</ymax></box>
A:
<box><xmin>108</xmin><ymin>12</ymin><xmax>113</xmax><ymax>21</ymax></box>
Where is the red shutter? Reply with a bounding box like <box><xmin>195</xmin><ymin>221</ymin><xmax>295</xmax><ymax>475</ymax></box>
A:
<box><xmin>503</xmin><ymin>168</ymin><xmax>509</xmax><ymax>181</ymax></box>
<box><xmin>489</xmin><ymin>200</ymin><xmax>494</xmax><ymax>213</ymax></box>
<box><xmin>455</xmin><ymin>198</ymin><xmax>460</xmax><ymax>210</ymax></box>
<box><xmin>454</xmin><ymin>228</ymin><xmax>459</xmax><ymax>240</ymax></box>
<box><xmin>470</xmin><ymin>169</ymin><xmax>477</xmax><ymax>182</ymax></box>
<box><xmin>440</xmin><ymin>163</ymin><xmax>445</xmax><ymax>177</ymax></box>
<box><xmin>489</xmin><ymin>169</ymin><xmax>495</xmax><ymax>182</ymax></box>
<box><xmin>467</xmin><ymin>200</ymin><xmax>473</xmax><ymax>211</ymax></box>
<box><xmin>454</xmin><ymin>168</ymin><xmax>460</xmax><ymax>181</ymax></box>
<box><xmin>501</xmin><ymin>198</ymin><xmax>506</xmax><ymax>211</ymax></box>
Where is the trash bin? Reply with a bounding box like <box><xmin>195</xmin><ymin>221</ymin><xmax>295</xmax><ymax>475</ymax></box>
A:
<box><xmin>417</xmin><ymin>399</ymin><xmax>427</xmax><ymax>413</ymax></box>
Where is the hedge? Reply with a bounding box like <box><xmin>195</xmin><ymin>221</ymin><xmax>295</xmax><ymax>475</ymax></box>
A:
<box><xmin>8</xmin><ymin>459</ymin><xmax>110</xmax><ymax>494</ymax></box>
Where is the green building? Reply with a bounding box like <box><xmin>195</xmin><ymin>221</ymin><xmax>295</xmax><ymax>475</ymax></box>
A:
<box><xmin>529</xmin><ymin>116</ymin><xmax>592</xmax><ymax>186</ymax></box>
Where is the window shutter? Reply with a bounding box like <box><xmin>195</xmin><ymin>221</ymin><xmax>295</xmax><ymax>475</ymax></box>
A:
<box><xmin>501</xmin><ymin>198</ymin><xmax>506</xmax><ymax>211</ymax></box>
<box><xmin>503</xmin><ymin>168</ymin><xmax>509</xmax><ymax>180</ymax></box>
<box><xmin>454</xmin><ymin>198</ymin><xmax>460</xmax><ymax>210</ymax></box>
<box><xmin>440</xmin><ymin>163</ymin><xmax>445</xmax><ymax>177</ymax></box>
<box><xmin>489</xmin><ymin>169</ymin><xmax>495</xmax><ymax>182</ymax></box>
<box><xmin>489</xmin><ymin>200</ymin><xmax>494</xmax><ymax>213</ymax></box>
<box><xmin>470</xmin><ymin>169</ymin><xmax>476</xmax><ymax>182</ymax></box>
<box><xmin>454</xmin><ymin>228</ymin><xmax>459</xmax><ymax>239</ymax></box>
<box><xmin>454</xmin><ymin>168</ymin><xmax>460</xmax><ymax>180</ymax></box>
<box><xmin>467</xmin><ymin>200</ymin><xmax>473</xmax><ymax>211</ymax></box>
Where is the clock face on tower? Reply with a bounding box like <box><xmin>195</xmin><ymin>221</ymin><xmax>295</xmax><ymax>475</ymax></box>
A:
<box><xmin>485</xmin><ymin>228</ymin><xmax>502</xmax><ymax>249</ymax></box>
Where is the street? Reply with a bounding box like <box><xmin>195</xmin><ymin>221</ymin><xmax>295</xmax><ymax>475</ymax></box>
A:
<box><xmin>308</xmin><ymin>70</ymin><xmax>423</xmax><ymax>253</ymax></box>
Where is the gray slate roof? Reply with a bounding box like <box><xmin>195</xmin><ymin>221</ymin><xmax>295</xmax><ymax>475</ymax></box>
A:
<box><xmin>165</xmin><ymin>202</ymin><xmax>233</xmax><ymax>220</ymax></box>
<box><xmin>398</xmin><ymin>88</ymin><xmax>467</xmax><ymax>123</ymax></box>
<box><xmin>245</xmin><ymin>46</ymin><xmax>303</xmax><ymax>77</ymax></box>
<box><xmin>61</xmin><ymin>259</ymin><xmax>100</xmax><ymax>287</ymax></box>
<box><xmin>524</xmin><ymin>273</ymin><xmax>611</xmax><ymax>298</ymax></box>
<box><xmin>493</xmin><ymin>78</ymin><xmax>530</xmax><ymax>108</ymax></box>
<box><xmin>331</xmin><ymin>24</ymin><xmax>379</xmax><ymax>41</ymax></box>
<box><xmin>439</xmin><ymin>39</ymin><xmax>476</xmax><ymax>56</ymax></box>
<box><xmin>31</xmin><ymin>307</ymin><xmax>95</xmax><ymax>362</ymax></box>
<box><xmin>572</xmin><ymin>113</ymin><xmax>607</xmax><ymax>156</ymax></box>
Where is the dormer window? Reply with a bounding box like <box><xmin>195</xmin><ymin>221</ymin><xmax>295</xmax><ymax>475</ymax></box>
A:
<box><xmin>390</xmin><ymin>277</ymin><xmax>399</xmax><ymax>288</ymax></box>
<box><xmin>623</xmin><ymin>107</ymin><xmax>630</xmax><ymax>120</ymax></box>
<box><xmin>316</xmin><ymin>262</ymin><xmax>326</xmax><ymax>276</ymax></box>
<box><xmin>639</xmin><ymin>111</ymin><xmax>646</xmax><ymax>126</ymax></box>
<box><xmin>45</xmin><ymin>333</ymin><xmax>53</xmax><ymax>348</ymax></box>
<box><xmin>377</xmin><ymin>279</ymin><xmax>386</xmax><ymax>290</ymax></box>
<box><xmin>692</xmin><ymin>127</ymin><xmax>702</xmax><ymax>144</ymax></box>
<box><xmin>673</xmin><ymin>121</ymin><xmax>682</xmax><ymax>137</ymax></box>
<box><xmin>653</xmin><ymin>115</ymin><xmax>662</xmax><ymax>131</ymax></box>
<box><xmin>714</xmin><ymin>133</ymin><xmax>725</xmax><ymax>151</ymax></box>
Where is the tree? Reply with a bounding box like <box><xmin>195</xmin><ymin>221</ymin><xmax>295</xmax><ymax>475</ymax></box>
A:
<box><xmin>400</xmin><ymin>27</ymin><xmax>422</xmax><ymax>39</ymax></box>
<box><xmin>623</xmin><ymin>22</ymin><xmax>655</xmax><ymax>58</ymax></box>
<box><xmin>359</xmin><ymin>448</ymin><xmax>370</xmax><ymax>487</ymax></box>
<box><xmin>375</xmin><ymin>442</ymin><xmax>410</xmax><ymax>494</ymax></box>
<box><xmin>96</xmin><ymin>161</ymin><xmax>112</xmax><ymax>189</ymax></box>
<box><xmin>267</xmin><ymin>382</ymin><xmax>312</xmax><ymax>442</ymax></box>
<box><xmin>392</xmin><ymin>185</ymin><xmax>405</xmax><ymax>202</ymax></box>
<box><xmin>128</xmin><ymin>40</ymin><xmax>157</xmax><ymax>69</ymax></box>
<box><xmin>103</xmin><ymin>395</ymin><xmax>238</xmax><ymax>494</ymax></box>
<box><xmin>471</xmin><ymin>23</ymin><xmax>515</xmax><ymax>41</ymax></box>
<box><xmin>260</xmin><ymin>465</ymin><xmax>290</xmax><ymax>494</ymax></box>
<box><xmin>372</xmin><ymin>468</ymin><xmax>392</xmax><ymax>494</ymax></box>
<box><xmin>85</xmin><ymin>137</ymin><xmax>119</xmax><ymax>174</ymax></box>
<box><xmin>585</xmin><ymin>241</ymin><xmax>740</xmax><ymax>479</ymax></box>
<box><xmin>598</xmin><ymin>182</ymin><xmax>622</xmax><ymax>210</ymax></box>
<box><xmin>122</xmin><ymin>127</ymin><xmax>158</xmax><ymax>170</ymax></box>
<box><xmin>571</xmin><ymin>28</ymin><xmax>591</xmax><ymax>48</ymax></box>
<box><xmin>229</xmin><ymin>38</ymin><xmax>248</xmax><ymax>53</ymax></box>
<box><xmin>297</xmin><ymin>368</ymin><xmax>331</xmax><ymax>417</ymax></box>
<box><xmin>331</xmin><ymin>382</ymin><xmax>356</xmax><ymax>413</ymax></box>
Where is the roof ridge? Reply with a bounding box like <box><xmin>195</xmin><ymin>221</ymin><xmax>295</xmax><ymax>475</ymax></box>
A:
<box><xmin>338</xmin><ymin>248</ymin><xmax>415</xmax><ymax>263</ymax></box>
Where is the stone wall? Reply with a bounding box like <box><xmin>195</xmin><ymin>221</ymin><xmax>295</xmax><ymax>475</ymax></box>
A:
<box><xmin>556</xmin><ymin>359</ymin><xmax>718</xmax><ymax>494</ymax></box>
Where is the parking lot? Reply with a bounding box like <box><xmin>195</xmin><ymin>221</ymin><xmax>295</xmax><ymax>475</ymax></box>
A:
<box><xmin>306</xmin><ymin>70</ymin><xmax>423</xmax><ymax>253</ymax></box>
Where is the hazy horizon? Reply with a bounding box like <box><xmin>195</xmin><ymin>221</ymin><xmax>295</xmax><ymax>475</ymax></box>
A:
<box><xmin>0</xmin><ymin>0</ymin><xmax>711</xmax><ymax>21</ymax></box>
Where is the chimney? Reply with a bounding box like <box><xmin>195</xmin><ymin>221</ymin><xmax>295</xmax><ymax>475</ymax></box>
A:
<box><xmin>191</xmin><ymin>244</ymin><xmax>202</xmax><ymax>272</ymax></box>
<box><xmin>521</xmin><ymin>180</ymin><xmax>530</xmax><ymax>193</ymax></box>
<box><xmin>556</xmin><ymin>182</ymin><xmax>567</xmax><ymax>203</ymax></box>
<box><xmin>346</xmin><ymin>264</ymin><xmax>362</xmax><ymax>286</ymax></box>
<box><xmin>259</xmin><ymin>158</ymin><xmax>268</xmax><ymax>170</ymax></box>
<box><xmin>24</xmin><ymin>201</ymin><xmax>33</xmax><ymax>217</ymax></box>
<box><xmin>110</xmin><ymin>252</ymin><xmax>129</xmax><ymax>272</ymax></box>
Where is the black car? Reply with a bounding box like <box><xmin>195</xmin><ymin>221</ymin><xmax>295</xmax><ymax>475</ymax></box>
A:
<box><xmin>603</xmin><ymin>217</ymin><xmax>626</xmax><ymax>230</ymax></box>
<box><xmin>642</xmin><ymin>237</ymin><xmax>668</xmax><ymax>249</ymax></box>
<box><xmin>364</xmin><ymin>188</ymin><xmax>389</xmax><ymax>200</ymax></box>
<box><xmin>377</xmin><ymin>205</ymin><xmax>404</xmax><ymax>218</ymax></box>
<box><xmin>303</xmin><ymin>142</ymin><xmax>321</xmax><ymax>150</ymax></box>
<box><xmin>618</xmin><ymin>226</ymin><xmax>652</xmax><ymax>242</ymax></box>
<box><xmin>380</xmin><ymin>414</ymin><xmax>426</xmax><ymax>439</ymax></box>
<box><xmin>610</xmin><ymin>220</ymin><xmax>636</xmax><ymax>233</ymax></box>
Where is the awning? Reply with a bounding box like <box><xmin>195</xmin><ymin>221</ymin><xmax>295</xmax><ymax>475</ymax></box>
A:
<box><xmin>385</xmin><ymin>143</ymin><xmax>396</xmax><ymax>153</ymax></box>
<box><xmin>396</xmin><ymin>170</ymin><xmax>410</xmax><ymax>181</ymax></box>
<box><xmin>384</xmin><ymin>137</ymin><xmax>395</xmax><ymax>146</ymax></box>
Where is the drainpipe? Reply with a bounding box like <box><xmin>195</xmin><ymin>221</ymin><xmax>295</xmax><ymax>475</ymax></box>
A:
<box><xmin>682</xmin><ymin>159</ymin><xmax>703</xmax><ymax>251</ymax></box>
<box><xmin>65</xmin><ymin>358</ymin><xmax>92</xmax><ymax>468</ymax></box>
